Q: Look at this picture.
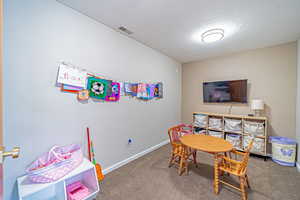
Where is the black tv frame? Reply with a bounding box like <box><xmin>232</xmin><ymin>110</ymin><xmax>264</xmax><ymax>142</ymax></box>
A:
<box><xmin>203</xmin><ymin>79</ymin><xmax>248</xmax><ymax>103</ymax></box>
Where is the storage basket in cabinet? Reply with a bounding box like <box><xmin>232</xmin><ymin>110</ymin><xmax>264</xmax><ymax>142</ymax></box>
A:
<box><xmin>208</xmin><ymin>117</ymin><xmax>222</xmax><ymax>130</ymax></box>
<box><xmin>224</xmin><ymin>118</ymin><xmax>242</xmax><ymax>133</ymax></box>
<box><xmin>243</xmin><ymin>135</ymin><xmax>265</xmax><ymax>154</ymax></box>
<box><xmin>193</xmin><ymin>114</ymin><xmax>208</xmax><ymax>128</ymax></box>
<box><xmin>244</xmin><ymin>121</ymin><xmax>265</xmax><ymax>136</ymax></box>
<box><xmin>194</xmin><ymin>127</ymin><xmax>207</xmax><ymax>134</ymax></box>
<box><xmin>226</xmin><ymin>134</ymin><xmax>242</xmax><ymax>149</ymax></box>
<box><xmin>208</xmin><ymin>130</ymin><xmax>223</xmax><ymax>138</ymax></box>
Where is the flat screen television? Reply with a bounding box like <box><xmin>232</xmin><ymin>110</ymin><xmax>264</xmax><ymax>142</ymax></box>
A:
<box><xmin>203</xmin><ymin>79</ymin><xmax>247</xmax><ymax>103</ymax></box>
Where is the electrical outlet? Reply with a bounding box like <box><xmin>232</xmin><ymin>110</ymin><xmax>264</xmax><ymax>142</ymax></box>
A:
<box><xmin>128</xmin><ymin>138</ymin><xmax>132</xmax><ymax>144</ymax></box>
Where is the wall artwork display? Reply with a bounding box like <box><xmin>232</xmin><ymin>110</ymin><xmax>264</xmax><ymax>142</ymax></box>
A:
<box><xmin>57</xmin><ymin>64</ymin><xmax>87</xmax><ymax>88</ymax></box>
<box><xmin>119</xmin><ymin>82</ymin><xmax>125</xmax><ymax>96</ymax></box>
<box><xmin>61</xmin><ymin>84</ymin><xmax>83</xmax><ymax>93</ymax></box>
<box><xmin>124</xmin><ymin>82</ymin><xmax>131</xmax><ymax>95</ymax></box>
<box><xmin>105</xmin><ymin>82</ymin><xmax>120</xmax><ymax>102</ymax></box>
<box><xmin>136</xmin><ymin>83</ymin><xmax>156</xmax><ymax>100</ymax></box>
<box><xmin>124</xmin><ymin>83</ymin><xmax>138</xmax><ymax>96</ymax></box>
<box><xmin>87</xmin><ymin>77</ymin><xmax>109</xmax><ymax>100</ymax></box>
<box><xmin>56</xmin><ymin>63</ymin><xmax>163</xmax><ymax>103</ymax></box>
<box><xmin>146</xmin><ymin>84</ymin><xmax>156</xmax><ymax>100</ymax></box>
<box><xmin>137</xmin><ymin>83</ymin><xmax>147</xmax><ymax>99</ymax></box>
<box><xmin>130</xmin><ymin>83</ymin><xmax>138</xmax><ymax>96</ymax></box>
<box><xmin>77</xmin><ymin>89</ymin><xmax>89</xmax><ymax>101</ymax></box>
<box><xmin>154</xmin><ymin>82</ymin><xmax>163</xmax><ymax>98</ymax></box>
<box><xmin>106</xmin><ymin>80</ymin><xmax>113</xmax><ymax>96</ymax></box>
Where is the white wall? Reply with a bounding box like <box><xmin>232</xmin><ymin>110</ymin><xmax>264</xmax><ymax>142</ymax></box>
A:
<box><xmin>297</xmin><ymin>39</ymin><xmax>300</xmax><ymax>171</ymax></box>
<box><xmin>3</xmin><ymin>1</ymin><xmax>181</xmax><ymax>199</ymax></box>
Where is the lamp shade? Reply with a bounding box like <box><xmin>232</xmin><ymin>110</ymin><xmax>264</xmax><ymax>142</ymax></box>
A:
<box><xmin>251</xmin><ymin>99</ymin><xmax>264</xmax><ymax>110</ymax></box>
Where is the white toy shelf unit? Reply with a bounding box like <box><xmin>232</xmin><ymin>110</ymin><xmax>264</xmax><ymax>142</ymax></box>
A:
<box><xmin>193</xmin><ymin>112</ymin><xmax>268</xmax><ymax>160</ymax></box>
<box><xmin>17</xmin><ymin>158</ymin><xmax>100</xmax><ymax>200</ymax></box>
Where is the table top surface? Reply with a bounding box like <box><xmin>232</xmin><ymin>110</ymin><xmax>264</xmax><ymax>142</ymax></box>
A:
<box><xmin>180</xmin><ymin>134</ymin><xmax>233</xmax><ymax>153</ymax></box>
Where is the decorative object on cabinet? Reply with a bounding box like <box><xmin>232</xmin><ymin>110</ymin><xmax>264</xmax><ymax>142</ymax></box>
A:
<box><xmin>251</xmin><ymin>99</ymin><xmax>264</xmax><ymax>117</ymax></box>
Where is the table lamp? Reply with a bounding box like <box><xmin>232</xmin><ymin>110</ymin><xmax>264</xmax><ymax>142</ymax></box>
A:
<box><xmin>251</xmin><ymin>99</ymin><xmax>264</xmax><ymax>116</ymax></box>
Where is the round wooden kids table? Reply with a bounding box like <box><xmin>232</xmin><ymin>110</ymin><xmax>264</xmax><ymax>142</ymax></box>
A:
<box><xmin>180</xmin><ymin>134</ymin><xmax>233</xmax><ymax>194</ymax></box>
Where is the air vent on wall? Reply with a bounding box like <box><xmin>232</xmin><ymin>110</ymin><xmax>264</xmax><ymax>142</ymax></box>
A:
<box><xmin>118</xmin><ymin>26</ymin><xmax>133</xmax><ymax>35</ymax></box>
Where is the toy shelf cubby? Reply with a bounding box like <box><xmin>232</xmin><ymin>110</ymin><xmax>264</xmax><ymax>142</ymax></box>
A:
<box><xmin>17</xmin><ymin>158</ymin><xmax>100</xmax><ymax>200</ymax></box>
<box><xmin>193</xmin><ymin>112</ymin><xmax>268</xmax><ymax>159</ymax></box>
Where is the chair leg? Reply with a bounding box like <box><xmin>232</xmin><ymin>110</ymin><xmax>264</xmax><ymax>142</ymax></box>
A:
<box><xmin>245</xmin><ymin>174</ymin><xmax>250</xmax><ymax>189</ymax></box>
<box><xmin>219</xmin><ymin>169</ymin><xmax>224</xmax><ymax>177</ymax></box>
<box><xmin>185</xmin><ymin>155</ymin><xmax>189</xmax><ymax>175</ymax></box>
<box><xmin>178</xmin><ymin>154</ymin><xmax>184</xmax><ymax>176</ymax></box>
<box><xmin>168</xmin><ymin>153</ymin><xmax>175</xmax><ymax>167</ymax></box>
<box><xmin>192</xmin><ymin>151</ymin><xmax>198</xmax><ymax>168</ymax></box>
<box><xmin>240</xmin><ymin>176</ymin><xmax>247</xmax><ymax>200</ymax></box>
<box><xmin>214</xmin><ymin>154</ymin><xmax>219</xmax><ymax>194</ymax></box>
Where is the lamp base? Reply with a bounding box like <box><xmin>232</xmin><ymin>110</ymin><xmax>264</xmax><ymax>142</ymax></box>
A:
<box><xmin>254</xmin><ymin>110</ymin><xmax>261</xmax><ymax>117</ymax></box>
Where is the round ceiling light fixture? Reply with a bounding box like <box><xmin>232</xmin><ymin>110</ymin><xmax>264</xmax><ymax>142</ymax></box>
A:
<box><xmin>201</xmin><ymin>28</ymin><xmax>224</xmax><ymax>43</ymax></box>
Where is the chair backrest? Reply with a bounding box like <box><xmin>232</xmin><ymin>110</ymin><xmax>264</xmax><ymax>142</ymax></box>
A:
<box><xmin>168</xmin><ymin>124</ymin><xmax>193</xmax><ymax>143</ymax></box>
<box><xmin>238</xmin><ymin>139</ymin><xmax>254</xmax><ymax>174</ymax></box>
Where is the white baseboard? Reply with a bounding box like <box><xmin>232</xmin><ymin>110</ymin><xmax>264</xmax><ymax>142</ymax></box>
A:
<box><xmin>297</xmin><ymin>162</ymin><xmax>300</xmax><ymax>173</ymax></box>
<box><xmin>102</xmin><ymin>139</ymin><xmax>170</xmax><ymax>175</ymax></box>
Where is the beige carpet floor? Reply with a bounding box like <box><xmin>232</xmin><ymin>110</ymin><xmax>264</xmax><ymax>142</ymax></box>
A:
<box><xmin>97</xmin><ymin>145</ymin><xmax>300</xmax><ymax>200</ymax></box>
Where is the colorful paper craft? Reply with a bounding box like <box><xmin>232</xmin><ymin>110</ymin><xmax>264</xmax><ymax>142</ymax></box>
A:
<box><xmin>105</xmin><ymin>82</ymin><xmax>120</xmax><ymax>102</ymax></box>
<box><xmin>57</xmin><ymin>64</ymin><xmax>164</xmax><ymax>102</ymax></box>
<box><xmin>87</xmin><ymin>77</ymin><xmax>108</xmax><ymax>100</ymax></box>
<box><xmin>137</xmin><ymin>83</ymin><xmax>147</xmax><ymax>99</ymax></box>
<box><xmin>130</xmin><ymin>83</ymin><xmax>138</xmax><ymax>96</ymax></box>
<box><xmin>154</xmin><ymin>82</ymin><xmax>163</xmax><ymax>98</ymax></box>
<box><xmin>124</xmin><ymin>83</ymin><xmax>138</xmax><ymax>96</ymax></box>
<box><xmin>106</xmin><ymin>80</ymin><xmax>113</xmax><ymax>97</ymax></box>
<box><xmin>124</xmin><ymin>83</ymin><xmax>131</xmax><ymax>96</ymax></box>
<box><xmin>57</xmin><ymin>64</ymin><xmax>87</xmax><ymax>88</ymax></box>
<box><xmin>146</xmin><ymin>84</ymin><xmax>155</xmax><ymax>100</ymax></box>
<box><xmin>77</xmin><ymin>89</ymin><xmax>89</xmax><ymax>101</ymax></box>
<box><xmin>119</xmin><ymin>82</ymin><xmax>125</xmax><ymax>96</ymax></box>
<box><xmin>61</xmin><ymin>84</ymin><xmax>83</xmax><ymax>93</ymax></box>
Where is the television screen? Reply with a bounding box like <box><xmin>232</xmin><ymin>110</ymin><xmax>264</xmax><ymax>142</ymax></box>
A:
<box><xmin>203</xmin><ymin>80</ymin><xmax>247</xmax><ymax>103</ymax></box>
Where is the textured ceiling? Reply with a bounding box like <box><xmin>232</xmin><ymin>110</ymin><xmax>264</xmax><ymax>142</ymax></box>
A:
<box><xmin>57</xmin><ymin>0</ymin><xmax>300</xmax><ymax>63</ymax></box>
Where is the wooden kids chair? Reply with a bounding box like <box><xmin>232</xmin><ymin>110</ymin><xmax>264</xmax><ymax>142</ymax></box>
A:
<box><xmin>168</xmin><ymin>124</ymin><xmax>197</xmax><ymax>175</ymax></box>
<box><xmin>216</xmin><ymin>139</ymin><xmax>254</xmax><ymax>200</ymax></box>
